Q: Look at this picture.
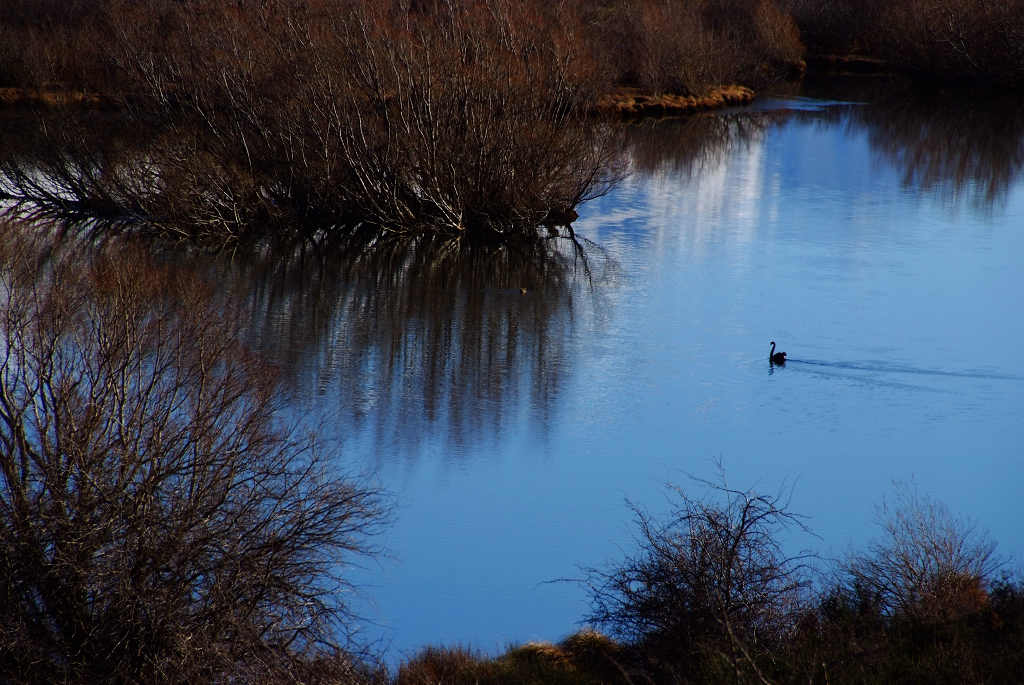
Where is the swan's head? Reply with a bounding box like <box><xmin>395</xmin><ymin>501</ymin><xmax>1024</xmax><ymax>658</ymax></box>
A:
<box><xmin>770</xmin><ymin>340</ymin><xmax>776</xmax><ymax>345</ymax></box>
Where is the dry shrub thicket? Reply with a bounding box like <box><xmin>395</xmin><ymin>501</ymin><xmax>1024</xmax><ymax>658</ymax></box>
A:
<box><xmin>582</xmin><ymin>476</ymin><xmax>813</xmax><ymax>684</ymax></box>
<box><xmin>0</xmin><ymin>227</ymin><xmax>387</xmax><ymax>683</ymax></box>
<box><xmin>0</xmin><ymin>0</ymin><xmax>811</xmax><ymax>245</ymax></box>
<box><xmin>581</xmin><ymin>0</ymin><xmax>803</xmax><ymax>95</ymax></box>
<box><xmin>2</xmin><ymin>0</ymin><xmax>624</xmax><ymax>243</ymax></box>
<box><xmin>784</xmin><ymin>0</ymin><xmax>1024</xmax><ymax>86</ymax></box>
<box><xmin>845</xmin><ymin>485</ymin><xmax>1001</xmax><ymax>622</ymax></box>
<box><xmin>796</xmin><ymin>485</ymin><xmax>1021</xmax><ymax>685</ymax></box>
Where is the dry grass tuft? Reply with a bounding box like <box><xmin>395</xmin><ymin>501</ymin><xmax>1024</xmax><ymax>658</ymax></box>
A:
<box><xmin>598</xmin><ymin>85</ymin><xmax>755</xmax><ymax>116</ymax></box>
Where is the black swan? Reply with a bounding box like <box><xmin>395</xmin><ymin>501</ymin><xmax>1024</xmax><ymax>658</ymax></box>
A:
<box><xmin>769</xmin><ymin>341</ymin><xmax>787</xmax><ymax>365</ymax></box>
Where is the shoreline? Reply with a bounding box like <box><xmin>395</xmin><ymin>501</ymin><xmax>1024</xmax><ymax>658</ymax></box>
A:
<box><xmin>0</xmin><ymin>84</ymin><xmax>758</xmax><ymax>116</ymax></box>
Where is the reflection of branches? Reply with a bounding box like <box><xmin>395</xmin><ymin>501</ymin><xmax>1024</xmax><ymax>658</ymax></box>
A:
<box><xmin>207</xmin><ymin>230</ymin><xmax>609</xmax><ymax>460</ymax></box>
<box><xmin>0</xmin><ymin>110</ymin><xmax>168</xmax><ymax>236</ymax></box>
<box><xmin>856</xmin><ymin>95</ymin><xmax>1024</xmax><ymax>210</ymax></box>
<box><xmin>620</xmin><ymin>112</ymin><xmax>773</xmax><ymax>177</ymax></box>
<box><xmin>621</xmin><ymin>88</ymin><xmax>1024</xmax><ymax>213</ymax></box>
<box><xmin>791</xmin><ymin>84</ymin><xmax>1024</xmax><ymax>210</ymax></box>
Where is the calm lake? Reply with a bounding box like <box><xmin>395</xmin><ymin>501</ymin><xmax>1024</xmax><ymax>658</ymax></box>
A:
<box><xmin>206</xmin><ymin>83</ymin><xmax>1024</xmax><ymax>660</ymax></box>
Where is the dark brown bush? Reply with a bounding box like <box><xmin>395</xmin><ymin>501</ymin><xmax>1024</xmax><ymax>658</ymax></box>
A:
<box><xmin>581</xmin><ymin>0</ymin><xmax>804</xmax><ymax>95</ymax></box>
<box><xmin>785</xmin><ymin>0</ymin><xmax>1024</xmax><ymax>86</ymax></box>
<box><xmin>1</xmin><ymin>0</ymin><xmax>804</xmax><ymax>244</ymax></box>
<box><xmin>582</xmin><ymin>475</ymin><xmax>814</xmax><ymax>684</ymax></box>
<box><xmin>88</xmin><ymin>0</ymin><xmax>621</xmax><ymax>242</ymax></box>
<box><xmin>0</xmin><ymin>226</ymin><xmax>387</xmax><ymax>683</ymax></box>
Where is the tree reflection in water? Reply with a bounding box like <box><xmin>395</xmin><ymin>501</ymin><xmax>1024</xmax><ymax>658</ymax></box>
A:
<box><xmin>856</xmin><ymin>94</ymin><xmax>1024</xmax><ymax>211</ymax></box>
<box><xmin>789</xmin><ymin>81</ymin><xmax>1024</xmax><ymax>211</ymax></box>
<box><xmin>210</xmin><ymin>231</ymin><xmax>611</xmax><ymax>463</ymax></box>
<box><xmin>618</xmin><ymin>83</ymin><xmax>1024</xmax><ymax>213</ymax></box>
<box><xmin>4</xmin><ymin>85</ymin><xmax>1024</xmax><ymax>461</ymax></box>
<box><xmin>0</xmin><ymin>214</ymin><xmax>610</xmax><ymax>462</ymax></box>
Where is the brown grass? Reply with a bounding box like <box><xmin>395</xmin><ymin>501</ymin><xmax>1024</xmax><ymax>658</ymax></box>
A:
<box><xmin>0</xmin><ymin>86</ymin><xmax>106</xmax><ymax>107</ymax></box>
<box><xmin>395</xmin><ymin>631</ymin><xmax>629</xmax><ymax>685</ymax></box>
<box><xmin>598</xmin><ymin>85</ymin><xmax>756</xmax><ymax>116</ymax></box>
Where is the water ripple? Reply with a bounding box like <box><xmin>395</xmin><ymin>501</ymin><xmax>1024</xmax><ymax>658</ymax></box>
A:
<box><xmin>787</xmin><ymin>359</ymin><xmax>1021</xmax><ymax>382</ymax></box>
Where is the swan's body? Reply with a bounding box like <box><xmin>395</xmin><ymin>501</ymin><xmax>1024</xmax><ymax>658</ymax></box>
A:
<box><xmin>769</xmin><ymin>341</ymin><xmax>787</xmax><ymax>365</ymax></box>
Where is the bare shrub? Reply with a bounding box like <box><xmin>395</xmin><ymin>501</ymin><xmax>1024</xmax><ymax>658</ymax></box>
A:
<box><xmin>582</xmin><ymin>0</ymin><xmax>804</xmax><ymax>95</ymax></box>
<box><xmin>0</xmin><ymin>226</ymin><xmax>387</xmax><ymax>683</ymax></box>
<box><xmin>880</xmin><ymin>0</ymin><xmax>1024</xmax><ymax>85</ymax></box>
<box><xmin>582</xmin><ymin>474</ymin><xmax>814</xmax><ymax>684</ymax></box>
<box><xmin>845</xmin><ymin>483</ymin><xmax>1002</xmax><ymax>622</ymax></box>
<box><xmin>92</xmin><ymin>0</ymin><xmax>620</xmax><ymax>242</ymax></box>
<box><xmin>795</xmin><ymin>490</ymin><xmax>1018</xmax><ymax>684</ymax></box>
<box><xmin>312</xmin><ymin>0</ymin><xmax>619</xmax><ymax>236</ymax></box>
<box><xmin>785</xmin><ymin>0</ymin><xmax>1024</xmax><ymax>86</ymax></box>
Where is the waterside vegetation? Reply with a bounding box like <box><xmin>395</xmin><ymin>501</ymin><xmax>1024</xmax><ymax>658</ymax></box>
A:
<box><xmin>783</xmin><ymin>0</ymin><xmax>1024</xmax><ymax>87</ymax></box>
<box><xmin>2</xmin><ymin>2</ymin><xmax>1023</xmax><ymax>683</ymax></box>
<box><xmin>398</xmin><ymin>480</ymin><xmax>1024</xmax><ymax>685</ymax></box>
<box><xmin>4</xmin><ymin>0</ymin><xmax>1021</xmax><ymax>247</ymax></box>
<box><xmin>1</xmin><ymin>0</ymin><xmax>804</xmax><ymax>246</ymax></box>
<box><xmin>0</xmin><ymin>227</ymin><xmax>389</xmax><ymax>683</ymax></box>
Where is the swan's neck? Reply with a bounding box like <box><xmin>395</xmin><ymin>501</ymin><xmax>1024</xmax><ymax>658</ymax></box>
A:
<box><xmin>770</xmin><ymin>342</ymin><xmax>775</xmax><ymax>358</ymax></box>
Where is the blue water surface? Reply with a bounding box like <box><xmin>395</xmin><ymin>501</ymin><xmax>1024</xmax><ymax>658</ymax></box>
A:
<box><xmin>272</xmin><ymin>92</ymin><xmax>1024</xmax><ymax>661</ymax></box>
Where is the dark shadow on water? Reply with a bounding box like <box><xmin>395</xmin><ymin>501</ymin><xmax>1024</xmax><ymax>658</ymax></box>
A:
<box><xmin>622</xmin><ymin>110</ymin><xmax>775</xmax><ymax>178</ymax></box>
